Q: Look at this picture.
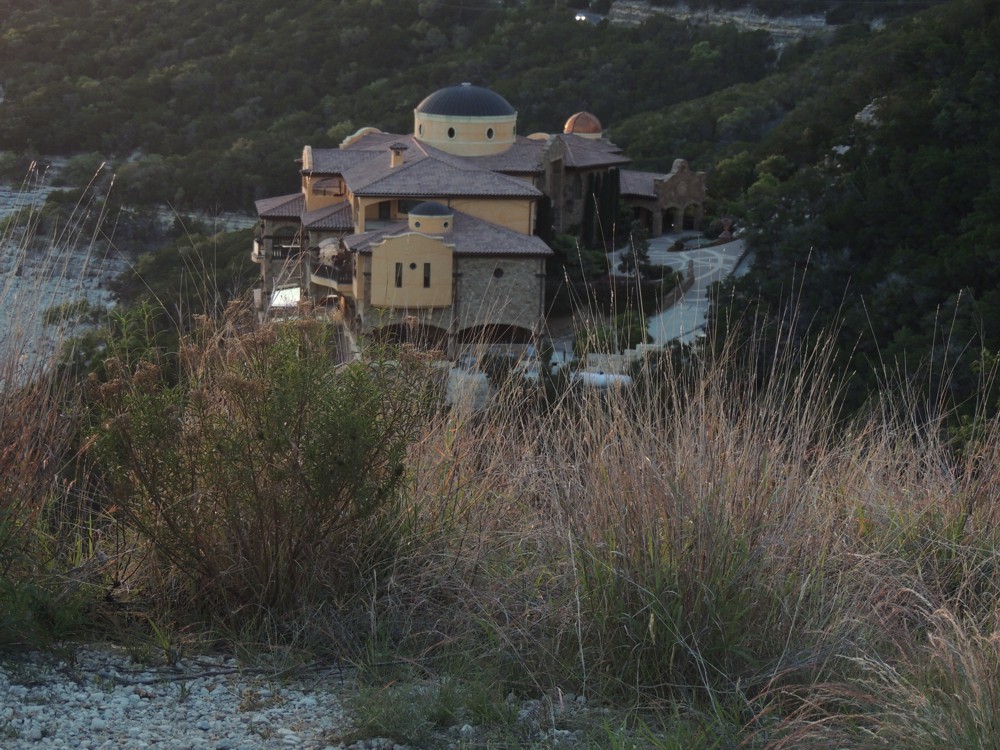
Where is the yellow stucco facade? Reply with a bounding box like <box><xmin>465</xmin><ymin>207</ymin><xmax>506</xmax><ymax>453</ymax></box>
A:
<box><xmin>369</xmin><ymin>234</ymin><xmax>454</xmax><ymax>309</ymax></box>
<box><xmin>446</xmin><ymin>198</ymin><xmax>533</xmax><ymax>234</ymax></box>
<box><xmin>414</xmin><ymin>113</ymin><xmax>517</xmax><ymax>156</ymax></box>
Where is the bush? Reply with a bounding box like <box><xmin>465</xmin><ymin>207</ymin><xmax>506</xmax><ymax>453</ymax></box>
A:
<box><xmin>574</xmin><ymin>311</ymin><xmax>649</xmax><ymax>356</ymax></box>
<box><xmin>85</xmin><ymin>306</ymin><xmax>436</xmax><ymax>627</ymax></box>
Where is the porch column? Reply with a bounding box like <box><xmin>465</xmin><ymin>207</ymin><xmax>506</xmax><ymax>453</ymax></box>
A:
<box><xmin>651</xmin><ymin>207</ymin><xmax>663</xmax><ymax>237</ymax></box>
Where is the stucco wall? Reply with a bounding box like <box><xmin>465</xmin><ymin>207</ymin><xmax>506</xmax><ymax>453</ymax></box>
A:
<box><xmin>302</xmin><ymin>174</ymin><xmax>347</xmax><ymax>212</ymax></box>
<box><xmin>447</xmin><ymin>198</ymin><xmax>533</xmax><ymax>234</ymax></box>
<box><xmin>414</xmin><ymin>112</ymin><xmax>517</xmax><ymax>156</ymax></box>
<box><xmin>369</xmin><ymin>234</ymin><xmax>454</xmax><ymax>309</ymax></box>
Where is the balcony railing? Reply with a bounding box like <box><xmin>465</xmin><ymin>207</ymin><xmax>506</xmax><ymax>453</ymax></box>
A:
<box><xmin>269</xmin><ymin>243</ymin><xmax>301</xmax><ymax>261</ymax></box>
<box><xmin>312</xmin><ymin>262</ymin><xmax>354</xmax><ymax>285</ymax></box>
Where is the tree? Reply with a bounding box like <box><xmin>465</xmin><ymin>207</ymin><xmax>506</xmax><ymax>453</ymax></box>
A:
<box><xmin>618</xmin><ymin>222</ymin><xmax>651</xmax><ymax>274</ymax></box>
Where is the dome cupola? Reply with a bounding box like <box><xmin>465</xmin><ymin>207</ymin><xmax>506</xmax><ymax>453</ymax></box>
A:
<box><xmin>414</xmin><ymin>83</ymin><xmax>517</xmax><ymax>157</ymax></box>
<box><xmin>408</xmin><ymin>201</ymin><xmax>454</xmax><ymax>234</ymax></box>
<box><xmin>563</xmin><ymin>111</ymin><xmax>603</xmax><ymax>139</ymax></box>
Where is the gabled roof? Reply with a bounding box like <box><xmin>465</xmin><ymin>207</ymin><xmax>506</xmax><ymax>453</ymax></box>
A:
<box><xmin>620</xmin><ymin>170</ymin><xmax>665</xmax><ymax>199</ymax></box>
<box><xmin>558</xmin><ymin>134</ymin><xmax>631</xmax><ymax>170</ymax></box>
<box><xmin>347</xmin><ymin>210</ymin><xmax>552</xmax><ymax>258</ymax></box>
<box><xmin>255</xmin><ymin>193</ymin><xmax>304</xmax><ymax>219</ymax></box>
<box><xmin>339</xmin><ymin>135</ymin><xmax>542</xmax><ymax>198</ymax></box>
<box><xmin>302</xmin><ymin>201</ymin><xmax>353</xmax><ymax>231</ymax></box>
<box><xmin>472</xmin><ymin>137</ymin><xmax>546</xmax><ymax>174</ymax></box>
<box><xmin>343</xmin><ymin>221</ymin><xmax>409</xmax><ymax>254</ymax></box>
<box><xmin>308</xmin><ymin>149</ymin><xmax>381</xmax><ymax>175</ymax></box>
<box><xmin>445</xmin><ymin>211</ymin><xmax>553</xmax><ymax>257</ymax></box>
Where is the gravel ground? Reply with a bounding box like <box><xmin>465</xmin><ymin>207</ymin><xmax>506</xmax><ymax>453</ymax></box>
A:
<box><xmin>0</xmin><ymin>646</ymin><xmax>359</xmax><ymax>750</ymax></box>
<box><xmin>0</xmin><ymin>647</ymin><xmax>605</xmax><ymax>750</ymax></box>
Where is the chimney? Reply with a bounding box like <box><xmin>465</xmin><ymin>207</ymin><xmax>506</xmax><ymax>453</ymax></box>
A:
<box><xmin>389</xmin><ymin>142</ymin><xmax>408</xmax><ymax>168</ymax></box>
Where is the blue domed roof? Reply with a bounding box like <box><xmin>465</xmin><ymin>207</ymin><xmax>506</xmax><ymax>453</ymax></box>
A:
<box><xmin>415</xmin><ymin>83</ymin><xmax>515</xmax><ymax>117</ymax></box>
<box><xmin>409</xmin><ymin>201</ymin><xmax>453</xmax><ymax>217</ymax></box>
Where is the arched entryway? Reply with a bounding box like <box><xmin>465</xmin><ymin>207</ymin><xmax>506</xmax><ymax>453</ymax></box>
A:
<box><xmin>683</xmin><ymin>203</ymin><xmax>702</xmax><ymax>231</ymax></box>
<box><xmin>662</xmin><ymin>207</ymin><xmax>680</xmax><ymax>233</ymax></box>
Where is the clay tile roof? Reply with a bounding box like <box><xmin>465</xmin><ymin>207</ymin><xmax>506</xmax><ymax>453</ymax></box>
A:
<box><xmin>445</xmin><ymin>211</ymin><xmax>553</xmax><ymax>257</ymax></box>
<box><xmin>619</xmin><ymin>170</ymin><xmax>665</xmax><ymax>199</ymax></box>
<box><xmin>302</xmin><ymin>201</ymin><xmax>353</xmax><ymax>231</ymax></box>
<box><xmin>344</xmin><ymin>145</ymin><xmax>542</xmax><ymax>198</ymax></box>
<box><xmin>350</xmin><ymin>210</ymin><xmax>552</xmax><ymax>258</ymax></box>
<box><xmin>255</xmin><ymin>193</ymin><xmax>304</xmax><ymax>219</ymax></box>
<box><xmin>559</xmin><ymin>134</ymin><xmax>631</xmax><ymax>169</ymax></box>
<box><xmin>471</xmin><ymin>137</ymin><xmax>546</xmax><ymax>174</ymax></box>
<box><xmin>344</xmin><ymin>221</ymin><xmax>408</xmax><ymax>253</ymax></box>
<box><xmin>309</xmin><ymin>149</ymin><xmax>380</xmax><ymax>174</ymax></box>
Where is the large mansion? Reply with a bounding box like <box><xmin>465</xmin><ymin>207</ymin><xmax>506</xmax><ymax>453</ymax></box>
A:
<box><xmin>252</xmin><ymin>83</ymin><xmax>705</xmax><ymax>352</ymax></box>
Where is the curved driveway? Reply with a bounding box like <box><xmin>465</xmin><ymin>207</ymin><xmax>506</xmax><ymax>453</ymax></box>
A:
<box><xmin>636</xmin><ymin>234</ymin><xmax>748</xmax><ymax>345</ymax></box>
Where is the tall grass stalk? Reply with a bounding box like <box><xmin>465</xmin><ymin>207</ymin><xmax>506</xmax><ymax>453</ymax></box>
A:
<box><xmin>0</xmin><ymin>164</ymin><xmax>123</xmax><ymax>644</ymax></box>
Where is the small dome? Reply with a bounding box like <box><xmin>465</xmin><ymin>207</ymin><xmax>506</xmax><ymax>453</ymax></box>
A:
<box><xmin>409</xmin><ymin>201</ymin><xmax>453</xmax><ymax>217</ymax></box>
<box><xmin>416</xmin><ymin>83</ymin><xmax>515</xmax><ymax>118</ymax></box>
<box><xmin>408</xmin><ymin>201</ymin><xmax>454</xmax><ymax>234</ymax></box>
<box><xmin>564</xmin><ymin>111</ymin><xmax>603</xmax><ymax>135</ymax></box>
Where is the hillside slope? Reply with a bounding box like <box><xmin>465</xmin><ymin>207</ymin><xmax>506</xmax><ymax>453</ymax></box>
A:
<box><xmin>661</xmin><ymin>0</ymin><xmax>1000</xmax><ymax>416</ymax></box>
<box><xmin>0</xmin><ymin>0</ymin><xmax>774</xmax><ymax>209</ymax></box>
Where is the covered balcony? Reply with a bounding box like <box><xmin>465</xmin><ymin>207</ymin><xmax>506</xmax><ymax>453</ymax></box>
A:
<box><xmin>311</xmin><ymin>256</ymin><xmax>355</xmax><ymax>296</ymax></box>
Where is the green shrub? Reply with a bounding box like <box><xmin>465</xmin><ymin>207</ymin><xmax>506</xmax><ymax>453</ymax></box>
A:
<box><xmin>574</xmin><ymin>312</ymin><xmax>649</xmax><ymax>356</ymax></box>
<box><xmin>86</xmin><ymin>306</ymin><xmax>435</xmax><ymax>626</ymax></box>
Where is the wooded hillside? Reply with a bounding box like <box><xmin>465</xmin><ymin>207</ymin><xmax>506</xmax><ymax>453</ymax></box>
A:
<box><xmin>3</xmin><ymin>0</ymin><xmax>993</xmax><ymax>418</ymax></box>
<box><xmin>0</xmin><ymin>0</ymin><xmax>776</xmax><ymax>209</ymax></box>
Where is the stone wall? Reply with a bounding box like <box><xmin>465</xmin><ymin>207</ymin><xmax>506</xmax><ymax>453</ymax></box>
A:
<box><xmin>454</xmin><ymin>256</ymin><xmax>544</xmax><ymax>333</ymax></box>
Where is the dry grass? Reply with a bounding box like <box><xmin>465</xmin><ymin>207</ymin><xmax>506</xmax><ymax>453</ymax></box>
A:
<box><xmin>0</xmin><ymin>165</ymin><xmax>120</xmax><ymax>644</ymax></box>
<box><xmin>2</xmin><ymin>188</ymin><xmax>1000</xmax><ymax>742</ymax></box>
<box><xmin>397</xmin><ymin>322</ymin><xmax>1000</xmax><ymax>741</ymax></box>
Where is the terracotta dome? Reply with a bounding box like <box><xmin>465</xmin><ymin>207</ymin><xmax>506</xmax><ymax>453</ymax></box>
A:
<box><xmin>563</xmin><ymin>111</ymin><xmax>603</xmax><ymax>136</ymax></box>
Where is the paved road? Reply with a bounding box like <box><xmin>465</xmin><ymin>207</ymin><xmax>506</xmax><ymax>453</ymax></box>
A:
<box><xmin>613</xmin><ymin>233</ymin><xmax>748</xmax><ymax>345</ymax></box>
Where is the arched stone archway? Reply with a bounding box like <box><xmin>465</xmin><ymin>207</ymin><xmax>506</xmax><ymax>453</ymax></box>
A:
<box><xmin>683</xmin><ymin>203</ymin><xmax>702</xmax><ymax>231</ymax></box>
<box><xmin>663</xmin><ymin>207</ymin><xmax>680</xmax><ymax>233</ymax></box>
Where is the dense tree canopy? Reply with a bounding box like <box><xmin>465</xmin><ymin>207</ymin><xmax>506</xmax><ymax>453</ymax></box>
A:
<box><xmin>697</xmin><ymin>0</ymin><xmax>1000</xmax><ymax>416</ymax></box>
<box><xmin>3</xmin><ymin>0</ymin><xmax>990</xmax><ymax>418</ymax></box>
<box><xmin>0</xmin><ymin>0</ymin><xmax>777</xmax><ymax>210</ymax></box>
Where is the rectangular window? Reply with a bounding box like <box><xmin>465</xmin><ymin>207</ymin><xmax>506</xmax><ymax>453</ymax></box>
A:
<box><xmin>423</xmin><ymin>262</ymin><xmax>431</xmax><ymax>288</ymax></box>
<box><xmin>394</xmin><ymin>262</ymin><xmax>403</xmax><ymax>288</ymax></box>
